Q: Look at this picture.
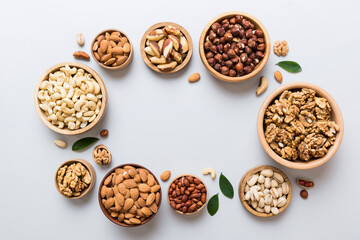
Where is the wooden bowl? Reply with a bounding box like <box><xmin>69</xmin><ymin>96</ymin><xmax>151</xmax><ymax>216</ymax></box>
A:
<box><xmin>199</xmin><ymin>11</ymin><xmax>270</xmax><ymax>82</ymax></box>
<box><xmin>98</xmin><ymin>164</ymin><xmax>162</xmax><ymax>227</ymax></box>
<box><xmin>257</xmin><ymin>82</ymin><xmax>344</xmax><ymax>169</ymax></box>
<box><xmin>239</xmin><ymin>165</ymin><xmax>292</xmax><ymax>217</ymax></box>
<box><xmin>140</xmin><ymin>22</ymin><xmax>193</xmax><ymax>74</ymax></box>
<box><xmin>90</xmin><ymin>29</ymin><xmax>133</xmax><ymax>70</ymax></box>
<box><xmin>167</xmin><ymin>174</ymin><xmax>208</xmax><ymax>215</ymax></box>
<box><xmin>55</xmin><ymin>159</ymin><xmax>96</xmax><ymax>199</ymax></box>
<box><xmin>34</xmin><ymin>62</ymin><xmax>107</xmax><ymax>135</ymax></box>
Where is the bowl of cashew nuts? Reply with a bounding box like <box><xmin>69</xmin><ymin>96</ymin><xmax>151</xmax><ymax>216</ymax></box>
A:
<box><xmin>34</xmin><ymin>62</ymin><xmax>107</xmax><ymax>135</ymax></box>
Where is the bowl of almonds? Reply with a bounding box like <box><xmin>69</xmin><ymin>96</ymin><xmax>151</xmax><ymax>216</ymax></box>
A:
<box><xmin>55</xmin><ymin>159</ymin><xmax>96</xmax><ymax>199</ymax></box>
<box><xmin>167</xmin><ymin>174</ymin><xmax>208</xmax><ymax>215</ymax></box>
<box><xmin>239</xmin><ymin>165</ymin><xmax>292</xmax><ymax>217</ymax></box>
<box><xmin>91</xmin><ymin>29</ymin><xmax>133</xmax><ymax>70</ymax></box>
<box><xmin>98</xmin><ymin>164</ymin><xmax>161</xmax><ymax>227</ymax></box>
<box><xmin>140</xmin><ymin>22</ymin><xmax>193</xmax><ymax>74</ymax></box>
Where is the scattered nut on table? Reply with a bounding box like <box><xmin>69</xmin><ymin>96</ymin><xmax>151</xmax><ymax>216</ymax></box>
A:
<box><xmin>100</xmin><ymin>165</ymin><xmax>161</xmax><ymax>225</ymax></box>
<box><xmin>274</xmin><ymin>71</ymin><xmax>283</xmax><ymax>83</ymax></box>
<box><xmin>256</xmin><ymin>76</ymin><xmax>268</xmax><ymax>95</ymax></box>
<box><xmin>188</xmin><ymin>73</ymin><xmax>200</xmax><ymax>83</ymax></box>
<box><xmin>37</xmin><ymin>64</ymin><xmax>103</xmax><ymax>130</ymax></box>
<box><xmin>244</xmin><ymin>168</ymin><xmax>289</xmax><ymax>215</ymax></box>
<box><xmin>264</xmin><ymin>88</ymin><xmax>340</xmax><ymax>161</ymax></box>
<box><xmin>93</xmin><ymin>144</ymin><xmax>111</xmax><ymax>165</ymax></box>
<box><xmin>297</xmin><ymin>178</ymin><xmax>314</xmax><ymax>188</ymax></box>
<box><xmin>100</xmin><ymin>129</ymin><xmax>109</xmax><ymax>137</ymax></box>
<box><xmin>202</xmin><ymin>168</ymin><xmax>216</xmax><ymax>179</ymax></box>
<box><xmin>57</xmin><ymin>162</ymin><xmax>91</xmax><ymax>197</ymax></box>
<box><xmin>144</xmin><ymin>25</ymin><xmax>189</xmax><ymax>71</ymax></box>
<box><xmin>160</xmin><ymin>170</ymin><xmax>171</xmax><ymax>181</ymax></box>
<box><xmin>300</xmin><ymin>189</ymin><xmax>308</xmax><ymax>199</ymax></box>
<box><xmin>54</xmin><ymin>139</ymin><xmax>67</xmax><ymax>148</ymax></box>
<box><xmin>73</xmin><ymin>51</ymin><xmax>90</xmax><ymax>60</ymax></box>
<box><xmin>77</xmin><ymin>33</ymin><xmax>85</xmax><ymax>46</ymax></box>
<box><xmin>273</xmin><ymin>40</ymin><xmax>288</xmax><ymax>56</ymax></box>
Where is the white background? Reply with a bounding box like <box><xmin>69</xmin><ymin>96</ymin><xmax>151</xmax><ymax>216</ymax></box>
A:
<box><xmin>0</xmin><ymin>0</ymin><xmax>359</xmax><ymax>239</ymax></box>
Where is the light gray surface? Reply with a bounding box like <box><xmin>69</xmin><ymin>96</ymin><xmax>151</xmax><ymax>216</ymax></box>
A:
<box><xmin>0</xmin><ymin>0</ymin><xmax>359</xmax><ymax>239</ymax></box>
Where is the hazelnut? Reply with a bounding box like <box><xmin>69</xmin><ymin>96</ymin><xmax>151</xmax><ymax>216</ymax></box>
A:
<box><xmin>248</xmin><ymin>38</ymin><xmax>257</xmax><ymax>49</ymax></box>
<box><xmin>243</xmin><ymin>66</ymin><xmax>252</xmax><ymax>74</ymax></box>
<box><xmin>242</xmin><ymin>19</ymin><xmax>251</xmax><ymax>29</ymax></box>
<box><xmin>214</xmin><ymin>53</ymin><xmax>222</xmax><ymax>63</ymax></box>
<box><xmin>211</xmin><ymin>22</ymin><xmax>221</xmax><ymax>32</ymax></box>
<box><xmin>227</xmin><ymin>49</ymin><xmax>236</xmax><ymax>59</ymax></box>
<box><xmin>249</xmin><ymin>63</ymin><xmax>255</xmax><ymax>70</ymax></box>
<box><xmin>207</xmin><ymin>58</ymin><xmax>216</xmax><ymax>66</ymax></box>
<box><xmin>244</xmin><ymin>46</ymin><xmax>252</xmax><ymax>55</ymax></box>
<box><xmin>254</xmin><ymin>58</ymin><xmax>260</xmax><ymax>65</ymax></box>
<box><xmin>221</xmin><ymin>18</ymin><xmax>229</xmax><ymax>25</ymax></box>
<box><xmin>221</xmin><ymin>66</ymin><xmax>229</xmax><ymax>75</ymax></box>
<box><xmin>222</xmin><ymin>53</ymin><xmax>229</xmax><ymax>61</ymax></box>
<box><xmin>229</xmin><ymin>17</ymin><xmax>236</xmax><ymax>25</ymax></box>
<box><xmin>240</xmin><ymin>53</ymin><xmax>248</xmax><ymax>63</ymax></box>
<box><xmin>230</xmin><ymin>27</ymin><xmax>240</xmax><ymax>37</ymax></box>
<box><xmin>254</xmin><ymin>29</ymin><xmax>264</xmax><ymax>38</ymax></box>
<box><xmin>257</xmin><ymin>43</ymin><xmax>265</xmax><ymax>51</ymax></box>
<box><xmin>239</xmin><ymin>29</ymin><xmax>246</xmax><ymax>38</ymax></box>
<box><xmin>235</xmin><ymin>15</ymin><xmax>243</xmax><ymax>23</ymax></box>
<box><xmin>214</xmin><ymin>63</ymin><xmax>221</xmax><ymax>72</ymax></box>
<box><xmin>224</xmin><ymin>32</ymin><xmax>233</xmax><ymax>42</ymax></box>
<box><xmin>250</xmin><ymin>23</ymin><xmax>255</xmax><ymax>29</ymax></box>
<box><xmin>229</xmin><ymin>69</ymin><xmax>236</xmax><ymax>77</ymax></box>
<box><xmin>219</xmin><ymin>37</ymin><xmax>226</xmax><ymax>44</ymax></box>
<box><xmin>224</xmin><ymin>60</ymin><xmax>233</xmax><ymax>69</ymax></box>
<box><xmin>237</xmin><ymin>42</ymin><xmax>245</xmax><ymax>49</ymax></box>
<box><xmin>100</xmin><ymin>129</ymin><xmax>109</xmax><ymax>137</ymax></box>
<box><xmin>300</xmin><ymin>190</ymin><xmax>308</xmax><ymax>199</ymax></box>
<box><xmin>217</xmin><ymin>44</ymin><xmax>224</xmax><ymax>53</ymax></box>
<box><xmin>237</xmin><ymin>71</ymin><xmax>245</xmax><ymax>77</ymax></box>
<box><xmin>213</xmin><ymin>38</ymin><xmax>220</xmax><ymax>45</ymax></box>
<box><xmin>204</xmin><ymin>41</ymin><xmax>212</xmax><ymax>51</ymax></box>
<box><xmin>222</xmin><ymin>23</ymin><xmax>230</xmax><ymax>30</ymax></box>
<box><xmin>255</xmin><ymin>51</ymin><xmax>264</xmax><ymax>59</ymax></box>
<box><xmin>231</xmin><ymin>56</ymin><xmax>239</xmax><ymax>64</ymax></box>
<box><xmin>205</xmin><ymin>52</ymin><xmax>214</xmax><ymax>59</ymax></box>
<box><xmin>249</xmin><ymin>52</ymin><xmax>256</xmax><ymax>60</ymax></box>
<box><xmin>245</xmin><ymin>58</ymin><xmax>252</xmax><ymax>66</ymax></box>
<box><xmin>257</xmin><ymin>38</ymin><xmax>265</xmax><ymax>44</ymax></box>
<box><xmin>235</xmin><ymin>62</ymin><xmax>244</xmax><ymax>72</ymax></box>
<box><xmin>240</xmin><ymin>38</ymin><xmax>247</xmax><ymax>45</ymax></box>
<box><xmin>223</xmin><ymin>43</ymin><xmax>231</xmax><ymax>53</ymax></box>
<box><xmin>245</xmin><ymin>29</ymin><xmax>253</xmax><ymax>39</ymax></box>
<box><xmin>210</xmin><ymin>45</ymin><xmax>217</xmax><ymax>54</ymax></box>
<box><xmin>233</xmin><ymin>47</ymin><xmax>240</xmax><ymax>55</ymax></box>
<box><xmin>230</xmin><ymin>42</ymin><xmax>237</xmax><ymax>49</ymax></box>
<box><xmin>209</xmin><ymin>31</ymin><xmax>217</xmax><ymax>41</ymax></box>
<box><xmin>217</xmin><ymin>28</ymin><xmax>225</xmax><ymax>37</ymax></box>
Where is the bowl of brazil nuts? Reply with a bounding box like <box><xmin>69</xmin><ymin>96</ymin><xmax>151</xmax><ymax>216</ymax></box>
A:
<box><xmin>55</xmin><ymin>159</ymin><xmax>96</xmax><ymax>199</ymax></box>
<box><xmin>98</xmin><ymin>164</ymin><xmax>162</xmax><ymax>227</ymax></box>
<box><xmin>239</xmin><ymin>165</ymin><xmax>292</xmax><ymax>217</ymax></box>
<box><xmin>140</xmin><ymin>22</ymin><xmax>193</xmax><ymax>74</ymax></box>
<box><xmin>257</xmin><ymin>82</ymin><xmax>344</xmax><ymax>169</ymax></box>
<box><xmin>34</xmin><ymin>62</ymin><xmax>107</xmax><ymax>135</ymax></box>
<box><xmin>91</xmin><ymin>29</ymin><xmax>133</xmax><ymax>70</ymax></box>
<box><xmin>167</xmin><ymin>174</ymin><xmax>208</xmax><ymax>215</ymax></box>
<box><xmin>199</xmin><ymin>11</ymin><xmax>270</xmax><ymax>82</ymax></box>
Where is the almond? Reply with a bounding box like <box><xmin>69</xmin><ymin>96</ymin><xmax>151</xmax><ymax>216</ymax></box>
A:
<box><xmin>139</xmin><ymin>183</ymin><xmax>151</xmax><ymax>192</ymax></box>
<box><xmin>110</xmin><ymin>35</ymin><xmax>122</xmax><ymax>42</ymax></box>
<box><xmin>141</xmin><ymin>207</ymin><xmax>153</xmax><ymax>217</ymax></box>
<box><xmin>128</xmin><ymin>168</ymin><xmax>137</xmax><ymax>177</ymax></box>
<box><xmin>116</xmin><ymin>55</ymin><xmax>128</xmax><ymax>66</ymax></box>
<box><xmin>147</xmin><ymin>174</ymin><xmax>155</xmax><ymax>187</ymax></box>
<box><xmin>100</xmin><ymin>53</ymin><xmax>111</xmax><ymax>62</ymax></box>
<box><xmin>123</xmin><ymin>43</ymin><xmax>131</xmax><ymax>53</ymax></box>
<box><xmin>123</xmin><ymin>179</ymin><xmax>136</xmax><ymax>189</ymax></box>
<box><xmin>104</xmin><ymin>175</ymin><xmax>112</xmax><ymax>186</ymax></box>
<box><xmin>138</xmin><ymin>197</ymin><xmax>146</xmax><ymax>207</ymax></box>
<box><xmin>105</xmin><ymin>188</ymin><xmax>114</xmax><ymax>198</ymax></box>
<box><xmin>101</xmin><ymin>185</ymin><xmax>107</xmax><ymax>198</ymax></box>
<box><xmin>104</xmin><ymin>58</ymin><xmax>116</xmax><ymax>66</ymax></box>
<box><xmin>188</xmin><ymin>73</ymin><xmax>200</xmax><ymax>83</ymax></box>
<box><xmin>118</xmin><ymin>213</ymin><xmax>125</xmax><ymax>222</ymax></box>
<box><xmin>149</xmin><ymin>202</ymin><xmax>158</xmax><ymax>213</ymax></box>
<box><xmin>118</xmin><ymin>183</ymin><xmax>127</xmax><ymax>195</ymax></box>
<box><xmin>115</xmin><ymin>193</ymin><xmax>125</xmax><ymax>206</ymax></box>
<box><xmin>160</xmin><ymin>170</ymin><xmax>171</xmax><ymax>181</ymax></box>
<box><xmin>155</xmin><ymin>192</ymin><xmax>161</xmax><ymax>205</ymax></box>
<box><xmin>274</xmin><ymin>71</ymin><xmax>283</xmax><ymax>83</ymax></box>
<box><xmin>146</xmin><ymin>193</ymin><xmax>155</xmax><ymax>206</ymax></box>
<box><xmin>104</xmin><ymin>198</ymin><xmax>115</xmax><ymax>209</ymax></box>
<box><xmin>111</xmin><ymin>47</ymin><xmax>124</xmax><ymax>55</ymax></box>
<box><xmin>130</xmin><ymin>188</ymin><xmax>139</xmax><ymax>201</ymax></box>
<box><xmin>100</xmin><ymin>40</ymin><xmax>108</xmax><ymax>52</ymax></box>
<box><xmin>151</xmin><ymin>185</ymin><xmax>161</xmax><ymax>193</ymax></box>
<box><xmin>138</xmin><ymin>169</ymin><xmax>148</xmax><ymax>182</ymax></box>
<box><xmin>123</xmin><ymin>198</ymin><xmax>134</xmax><ymax>211</ymax></box>
<box><xmin>133</xmin><ymin>174</ymin><xmax>141</xmax><ymax>183</ymax></box>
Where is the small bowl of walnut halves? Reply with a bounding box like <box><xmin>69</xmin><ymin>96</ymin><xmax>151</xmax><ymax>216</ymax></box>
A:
<box><xmin>55</xmin><ymin>159</ymin><xmax>96</xmax><ymax>199</ymax></box>
<box><xmin>257</xmin><ymin>82</ymin><xmax>344</xmax><ymax>169</ymax></box>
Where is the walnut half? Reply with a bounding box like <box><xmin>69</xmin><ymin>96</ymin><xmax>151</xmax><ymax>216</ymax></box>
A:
<box><xmin>93</xmin><ymin>144</ymin><xmax>112</xmax><ymax>165</ymax></box>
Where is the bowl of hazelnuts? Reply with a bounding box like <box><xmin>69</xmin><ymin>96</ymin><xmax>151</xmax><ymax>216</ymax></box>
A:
<box><xmin>199</xmin><ymin>11</ymin><xmax>270</xmax><ymax>82</ymax></box>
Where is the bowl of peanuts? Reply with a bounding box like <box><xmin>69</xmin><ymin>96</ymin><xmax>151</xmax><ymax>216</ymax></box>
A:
<box><xmin>34</xmin><ymin>62</ymin><xmax>107</xmax><ymax>135</ymax></box>
<box><xmin>91</xmin><ymin>29</ymin><xmax>133</xmax><ymax>70</ymax></box>
<box><xmin>98</xmin><ymin>164</ymin><xmax>162</xmax><ymax>227</ymax></box>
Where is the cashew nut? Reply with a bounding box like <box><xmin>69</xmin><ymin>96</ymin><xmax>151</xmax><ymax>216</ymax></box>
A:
<box><xmin>203</xmin><ymin>168</ymin><xmax>216</xmax><ymax>179</ymax></box>
<box><xmin>256</xmin><ymin>76</ymin><xmax>268</xmax><ymax>96</ymax></box>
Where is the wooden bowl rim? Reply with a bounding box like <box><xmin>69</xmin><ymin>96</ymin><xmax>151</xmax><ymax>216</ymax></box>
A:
<box><xmin>90</xmin><ymin>28</ymin><xmax>133</xmax><ymax>70</ymax></box>
<box><xmin>140</xmin><ymin>22</ymin><xmax>193</xmax><ymax>74</ymax></box>
<box><xmin>166</xmin><ymin>174</ymin><xmax>208</xmax><ymax>216</ymax></box>
<box><xmin>54</xmin><ymin>159</ymin><xmax>96</xmax><ymax>199</ymax></box>
<box><xmin>34</xmin><ymin>62</ymin><xmax>107</xmax><ymax>135</ymax></box>
<box><xmin>98</xmin><ymin>163</ymin><xmax>162</xmax><ymax>227</ymax></box>
<box><xmin>257</xmin><ymin>82</ymin><xmax>344</xmax><ymax>169</ymax></box>
<box><xmin>92</xmin><ymin>144</ymin><xmax>112</xmax><ymax>165</ymax></box>
<box><xmin>199</xmin><ymin>11</ymin><xmax>271</xmax><ymax>82</ymax></box>
<box><xmin>238</xmin><ymin>165</ymin><xmax>292</xmax><ymax>217</ymax></box>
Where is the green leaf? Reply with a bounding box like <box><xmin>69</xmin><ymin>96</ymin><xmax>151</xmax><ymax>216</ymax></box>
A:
<box><xmin>219</xmin><ymin>173</ymin><xmax>234</xmax><ymax>199</ymax></box>
<box><xmin>72</xmin><ymin>137</ymin><xmax>99</xmax><ymax>151</ymax></box>
<box><xmin>276</xmin><ymin>61</ymin><xmax>302</xmax><ymax>73</ymax></box>
<box><xmin>207</xmin><ymin>193</ymin><xmax>219</xmax><ymax>216</ymax></box>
